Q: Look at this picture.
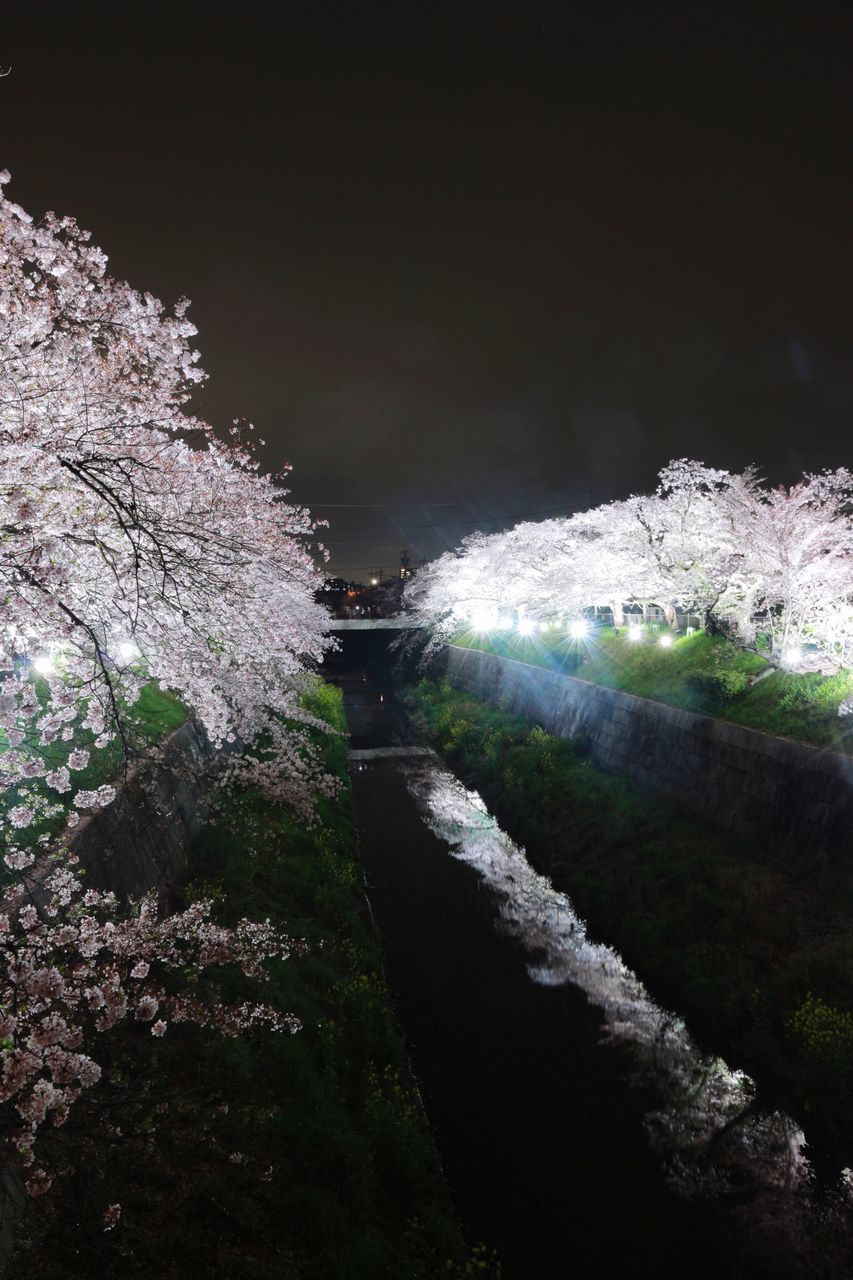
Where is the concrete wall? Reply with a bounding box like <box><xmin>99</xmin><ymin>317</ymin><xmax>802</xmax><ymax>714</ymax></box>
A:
<box><xmin>67</xmin><ymin>718</ymin><xmax>222</xmax><ymax>905</ymax></box>
<box><xmin>445</xmin><ymin>645</ymin><xmax>853</xmax><ymax>870</ymax></box>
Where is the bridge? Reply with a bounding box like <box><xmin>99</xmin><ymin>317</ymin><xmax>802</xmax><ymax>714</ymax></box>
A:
<box><xmin>325</xmin><ymin>618</ymin><xmax>422</xmax><ymax>630</ymax></box>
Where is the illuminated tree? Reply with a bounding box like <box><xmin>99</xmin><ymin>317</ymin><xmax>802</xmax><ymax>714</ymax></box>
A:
<box><xmin>406</xmin><ymin>460</ymin><xmax>853</xmax><ymax>672</ymax></box>
<box><xmin>727</xmin><ymin>471</ymin><xmax>853</xmax><ymax>665</ymax></box>
<box><xmin>0</xmin><ymin>174</ymin><xmax>332</xmax><ymax>1194</ymax></box>
<box><xmin>0</xmin><ymin>170</ymin><xmax>334</xmax><ymax>856</ymax></box>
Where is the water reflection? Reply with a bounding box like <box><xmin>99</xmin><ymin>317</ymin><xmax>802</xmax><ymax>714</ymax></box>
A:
<box><xmin>405</xmin><ymin>760</ymin><xmax>814</xmax><ymax>1201</ymax></box>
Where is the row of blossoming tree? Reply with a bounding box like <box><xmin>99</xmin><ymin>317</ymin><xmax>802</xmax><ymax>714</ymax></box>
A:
<box><xmin>0</xmin><ymin>174</ymin><xmax>333</xmax><ymax>1201</ymax></box>
<box><xmin>406</xmin><ymin>459</ymin><xmax>853</xmax><ymax>671</ymax></box>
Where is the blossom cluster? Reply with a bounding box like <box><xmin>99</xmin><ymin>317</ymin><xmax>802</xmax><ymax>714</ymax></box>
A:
<box><xmin>0</xmin><ymin>854</ymin><xmax>300</xmax><ymax>1198</ymax></box>
<box><xmin>0</xmin><ymin>171</ymin><xmax>334</xmax><ymax>856</ymax></box>
<box><xmin>406</xmin><ymin>459</ymin><xmax>853</xmax><ymax>670</ymax></box>
<box><xmin>0</xmin><ymin>175</ymin><xmax>326</xmax><ymax>1202</ymax></box>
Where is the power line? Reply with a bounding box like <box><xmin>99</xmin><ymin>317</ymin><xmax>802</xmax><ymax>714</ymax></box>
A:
<box><xmin>303</xmin><ymin>503</ymin><xmax>579</xmax><ymax>535</ymax></box>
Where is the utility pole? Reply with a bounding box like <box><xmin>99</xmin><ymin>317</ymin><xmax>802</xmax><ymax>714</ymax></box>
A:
<box><xmin>399</xmin><ymin>550</ymin><xmax>411</xmax><ymax>579</ymax></box>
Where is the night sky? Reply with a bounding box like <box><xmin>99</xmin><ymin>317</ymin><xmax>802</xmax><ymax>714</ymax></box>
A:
<box><xmin>3</xmin><ymin>9</ymin><xmax>852</xmax><ymax>579</ymax></box>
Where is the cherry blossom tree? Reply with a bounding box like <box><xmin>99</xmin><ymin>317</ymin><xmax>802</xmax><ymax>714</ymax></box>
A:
<box><xmin>406</xmin><ymin>460</ymin><xmax>853</xmax><ymax>672</ymax></box>
<box><xmin>724</xmin><ymin>471</ymin><xmax>853</xmax><ymax>664</ymax></box>
<box><xmin>0</xmin><ymin>851</ymin><xmax>301</xmax><ymax>1200</ymax></box>
<box><xmin>0</xmin><ymin>174</ymin><xmax>334</xmax><ymax>1195</ymax></box>
<box><xmin>0</xmin><ymin>170</ymin><xmax>334</xmax><ymax>862</ymax></box>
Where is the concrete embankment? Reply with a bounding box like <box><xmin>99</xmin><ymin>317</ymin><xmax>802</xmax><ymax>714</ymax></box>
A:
<box><xmin>68</xmin><ymin>718</ymin><xmax>221</xmax><ymax>903</ymax></box>
<box><xmin>445</xmin><ymin>645</ymin><xmax>853</xmax><ymax>873</ymax></box>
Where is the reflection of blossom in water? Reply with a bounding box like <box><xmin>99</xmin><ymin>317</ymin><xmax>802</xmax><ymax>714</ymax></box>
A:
<box><xmin>406</xmin><ymin>763</ymin><xmax>813</xmax><ymax>1200</ymax></box>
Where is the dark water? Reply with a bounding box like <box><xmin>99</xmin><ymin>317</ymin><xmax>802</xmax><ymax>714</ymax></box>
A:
<box><xmin>323</xmin><ymin>633</ymin><xmax>784</xmax><ymax>1279</ymax></box>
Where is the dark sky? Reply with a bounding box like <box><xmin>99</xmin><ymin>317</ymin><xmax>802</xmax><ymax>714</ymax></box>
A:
<box><xmin>3</xmin><ymin>8</ymin><xmax>852</xmax><ymax>578</ymax></box>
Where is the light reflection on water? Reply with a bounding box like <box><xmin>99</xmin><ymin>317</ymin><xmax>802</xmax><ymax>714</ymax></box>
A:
<box><xmin>404</xmin><ymin>759</ymin><xmax>816</xmax><ymax>1202</ymax></box>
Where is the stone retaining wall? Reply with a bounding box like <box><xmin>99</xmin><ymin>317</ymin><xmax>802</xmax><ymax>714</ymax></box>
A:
<box><xmin>446</xmin><ymin>645</ymin><xmax>853</xmax><ymax>871</ymax></box>
<box><xmin>68</xmin><ymin>718</ymin><xmax>220</xmax><ymax>904</ymax></box>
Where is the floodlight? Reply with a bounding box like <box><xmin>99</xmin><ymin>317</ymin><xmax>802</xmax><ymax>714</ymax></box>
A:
<box><xmin>471</xmin><ymin>608</ymin><xmax>495</xmax><ymax>632</ymax></box>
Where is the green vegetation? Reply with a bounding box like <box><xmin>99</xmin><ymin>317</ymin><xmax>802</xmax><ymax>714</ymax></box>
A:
<box><xmin>0</xmin><ymin>678</ymin><xmax>188</xmax><ymax>868</ymax></box>
<box><xmin>453</xmin><ymin>627</ymin><xmax>853</xmax><ymax>751</ymax></box>
<box><xmin>16</xmin><ymin>681</ymin><xmax>488</xmax><ymax>1280</ymax></box>
<box><xmin>405</xmin><ymin>677</ymin><xmax>853</xmax><ymax>1165</ymax></box>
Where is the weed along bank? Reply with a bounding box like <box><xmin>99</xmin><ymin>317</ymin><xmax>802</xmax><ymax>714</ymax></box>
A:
<box><xmin>443</xmin><ymin>639</ymin><xmax>853</xmax><ymax>875</ymax></box>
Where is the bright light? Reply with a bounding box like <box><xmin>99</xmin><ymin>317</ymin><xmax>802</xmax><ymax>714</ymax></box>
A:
<box><xmin>496</xmin><ymin>615</ymin><xmax>511</xmax><ymax>630</ymax></box>
<box><xmin>32</xmin><ymin>654</ymin><xmax>55</xmax><ymax>675</ymax></box>
<box><xmin>627</xmin><ymin>628</ymin><xmax>643</xmax><ymax>643</ymax></box>
<box><xmin>568</xmin><ymin>619</ymin><xmax>589</xmax><ymax>640</ymax></box>
<box><xmin>782</xmin><ymin>646</ymin><xmax>802</xmax><ymax>667</ymax></box>
<box><xmin>118</xmin><ymin>641</ymin><xmax>139</xmax><ymax>662</ymax></box>
<box><xmin>518</xmin><ymin>619</ymin><xmax>536</xmax><ymax>637</ymax></box>
<box><xmin>659</xmin><ymin>633</ymin><xmax>674</xmax><ymax>649</ymax></box>
<box><xmin>470</xmin><ymin>608</ymin><xmax>496</xmax><ymax>632</ymax></box>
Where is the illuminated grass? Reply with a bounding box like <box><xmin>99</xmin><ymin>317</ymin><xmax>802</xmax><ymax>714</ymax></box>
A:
<box><xmin>454</xmin><ymin>628</ymin><xmax>853</xmax><ymax>751</ymax></box>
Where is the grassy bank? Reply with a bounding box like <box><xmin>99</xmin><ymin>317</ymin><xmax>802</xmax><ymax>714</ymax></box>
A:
<box><xmin>15</xmin><ymin>682</ymin><xmax>486</xmax><ymax>1279</ymax></box>
<box><xmin>453</xmin><ymin>627</ymin><xmax>853</xmax><ymax>752</ymax></box>
<box><xmin>404</xmin><ymin>677</ymin><xmax>853</xmax><ymax>1168</ymax></box>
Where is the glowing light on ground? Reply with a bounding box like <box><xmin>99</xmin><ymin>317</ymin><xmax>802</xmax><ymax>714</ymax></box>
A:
<box><xmin>783</xmin><ymin>646</ymin><xmax>803</xmax><ymax>668</ymax></box>
<box><xmin>659</xmin><ymin>634</ymin><xmax>674</xmax><ymax>648</ymax></box>
<box><xmin>568</xmin><ymin>619</ymin><xmax>589</xmax><ymax>640</ymax></box>
<box><xmin>518</xmin><ymin>619</ymin><xmax>536</xmax><ymax>637</ymax></box>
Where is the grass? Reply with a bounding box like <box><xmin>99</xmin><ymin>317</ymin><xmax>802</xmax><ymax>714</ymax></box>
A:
<box><xmin>453</xmin><ymin>627</ymin><xmax>853</xmax><ymax>752</ymax></box>
<box><xmin>14</xmin><ymin>681</ymin><xmax>489</xmax><ymax>1280</ymax></box>
<box><xmin>404</xmin><ymin>677</ymin><xmax>853</xmax><ymax>1169</ymax></box>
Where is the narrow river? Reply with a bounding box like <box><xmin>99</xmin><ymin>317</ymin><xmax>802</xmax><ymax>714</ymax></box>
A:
<box><xmin>326</xmin><ymin>631</ymin><xmax>837</xmax><ymax>1279</ymax></box>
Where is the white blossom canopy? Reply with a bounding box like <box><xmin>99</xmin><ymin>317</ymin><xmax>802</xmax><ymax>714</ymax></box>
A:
<box><xmin>0</xmin><ymin>172</ymin><xmax>334</xmax><ymax>852</ymax></box>
<box><xmin>406</xmin><ymin>459</ymin><xmax>853</xmax><ymax>670</ymax></box>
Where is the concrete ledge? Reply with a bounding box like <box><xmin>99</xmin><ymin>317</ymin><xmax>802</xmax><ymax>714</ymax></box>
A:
<box><xmin>446</xmin><ymin>645</ymin><xmax>853</xmax><ymax>869</ymax></box>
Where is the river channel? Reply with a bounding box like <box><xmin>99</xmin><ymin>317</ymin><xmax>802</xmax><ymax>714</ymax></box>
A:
<box><xmin>326</xmin><ymin>631</ymin><xmax>841</xmax><ymax>1279</ymax></box>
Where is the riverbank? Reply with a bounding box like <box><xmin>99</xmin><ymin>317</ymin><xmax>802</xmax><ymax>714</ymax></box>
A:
<box><xmin>453</xmin><ymin>627</ymin><xmax>853</xmax><ymax>752</ymax></box>
<box><xmin>404</xmin><ymin>678</ymin><xmax>853</xmax><ymax>1173</ymax></box>
<box><xmin>12</xmin><ymin>682</ymin><xmax>482</xmax><ymax>1279</ymax></box>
